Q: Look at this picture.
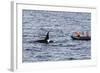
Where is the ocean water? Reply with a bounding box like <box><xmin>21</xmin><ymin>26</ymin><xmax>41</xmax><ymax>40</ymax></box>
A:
<box><xmin>22</xmin><ymin>10</ymin><xmax>91</xmax><ymax>62</ymax></box>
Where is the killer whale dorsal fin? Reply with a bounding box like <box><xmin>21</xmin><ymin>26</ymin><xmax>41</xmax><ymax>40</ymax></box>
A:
<box><xmin>44</xmin><ymin>31</ymin><xmax>49</xmax><ymax>41</ymax></box>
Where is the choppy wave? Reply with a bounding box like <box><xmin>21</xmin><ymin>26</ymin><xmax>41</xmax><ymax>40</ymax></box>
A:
<box><xmin>22</xmin><ymin>10</ymin><xmax>91</xmax><ymax>62</ymax></box>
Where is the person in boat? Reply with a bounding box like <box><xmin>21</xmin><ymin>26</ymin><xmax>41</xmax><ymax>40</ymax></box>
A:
<box><xmin>81</xmin><ymin>32</ymin><xmax>84</xmax><ymax>36</ymax></box>
<box><xmin>75</xmin><ymin>32</ymin><xmax>80</xmax><ymax>38</ymax></box>
<box><xmin>82</xmin><ymin>32</ymin><xmax>90</xmax><ymax>37</ymax></box>
<box><xmin>86</xmin><ymin>32</ymin><xmax>90</xmax><ymax>37</ymax></box>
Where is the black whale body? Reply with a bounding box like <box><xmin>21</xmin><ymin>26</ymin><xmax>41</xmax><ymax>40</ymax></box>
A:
<box><xmin>29</xmin><ymin>32</ymin><xmax>53</xmax><ymax>44</ymax></box>
<box><xmin>35</xmin><ymin>39</ymin><xmax>53</xmax><ymax>43</ymax></box>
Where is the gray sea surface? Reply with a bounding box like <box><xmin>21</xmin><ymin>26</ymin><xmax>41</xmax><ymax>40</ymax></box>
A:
<box><xmin>22</xmin><ymin>10</ymin><xmax>91</xmax><ymax>62</ymax></box>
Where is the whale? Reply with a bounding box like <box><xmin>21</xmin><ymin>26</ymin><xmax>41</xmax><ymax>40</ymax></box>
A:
<box><xmin>33</xmin><ymin>32</ymin><xmax>53</xmax><ymax>44</ymax></box>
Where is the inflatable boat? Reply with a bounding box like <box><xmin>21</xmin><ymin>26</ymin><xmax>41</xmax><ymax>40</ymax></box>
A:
<box><xmin>71</xmin><ymin>36</ymin><xmax>91</xmax><ymax>41</ymax></box>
